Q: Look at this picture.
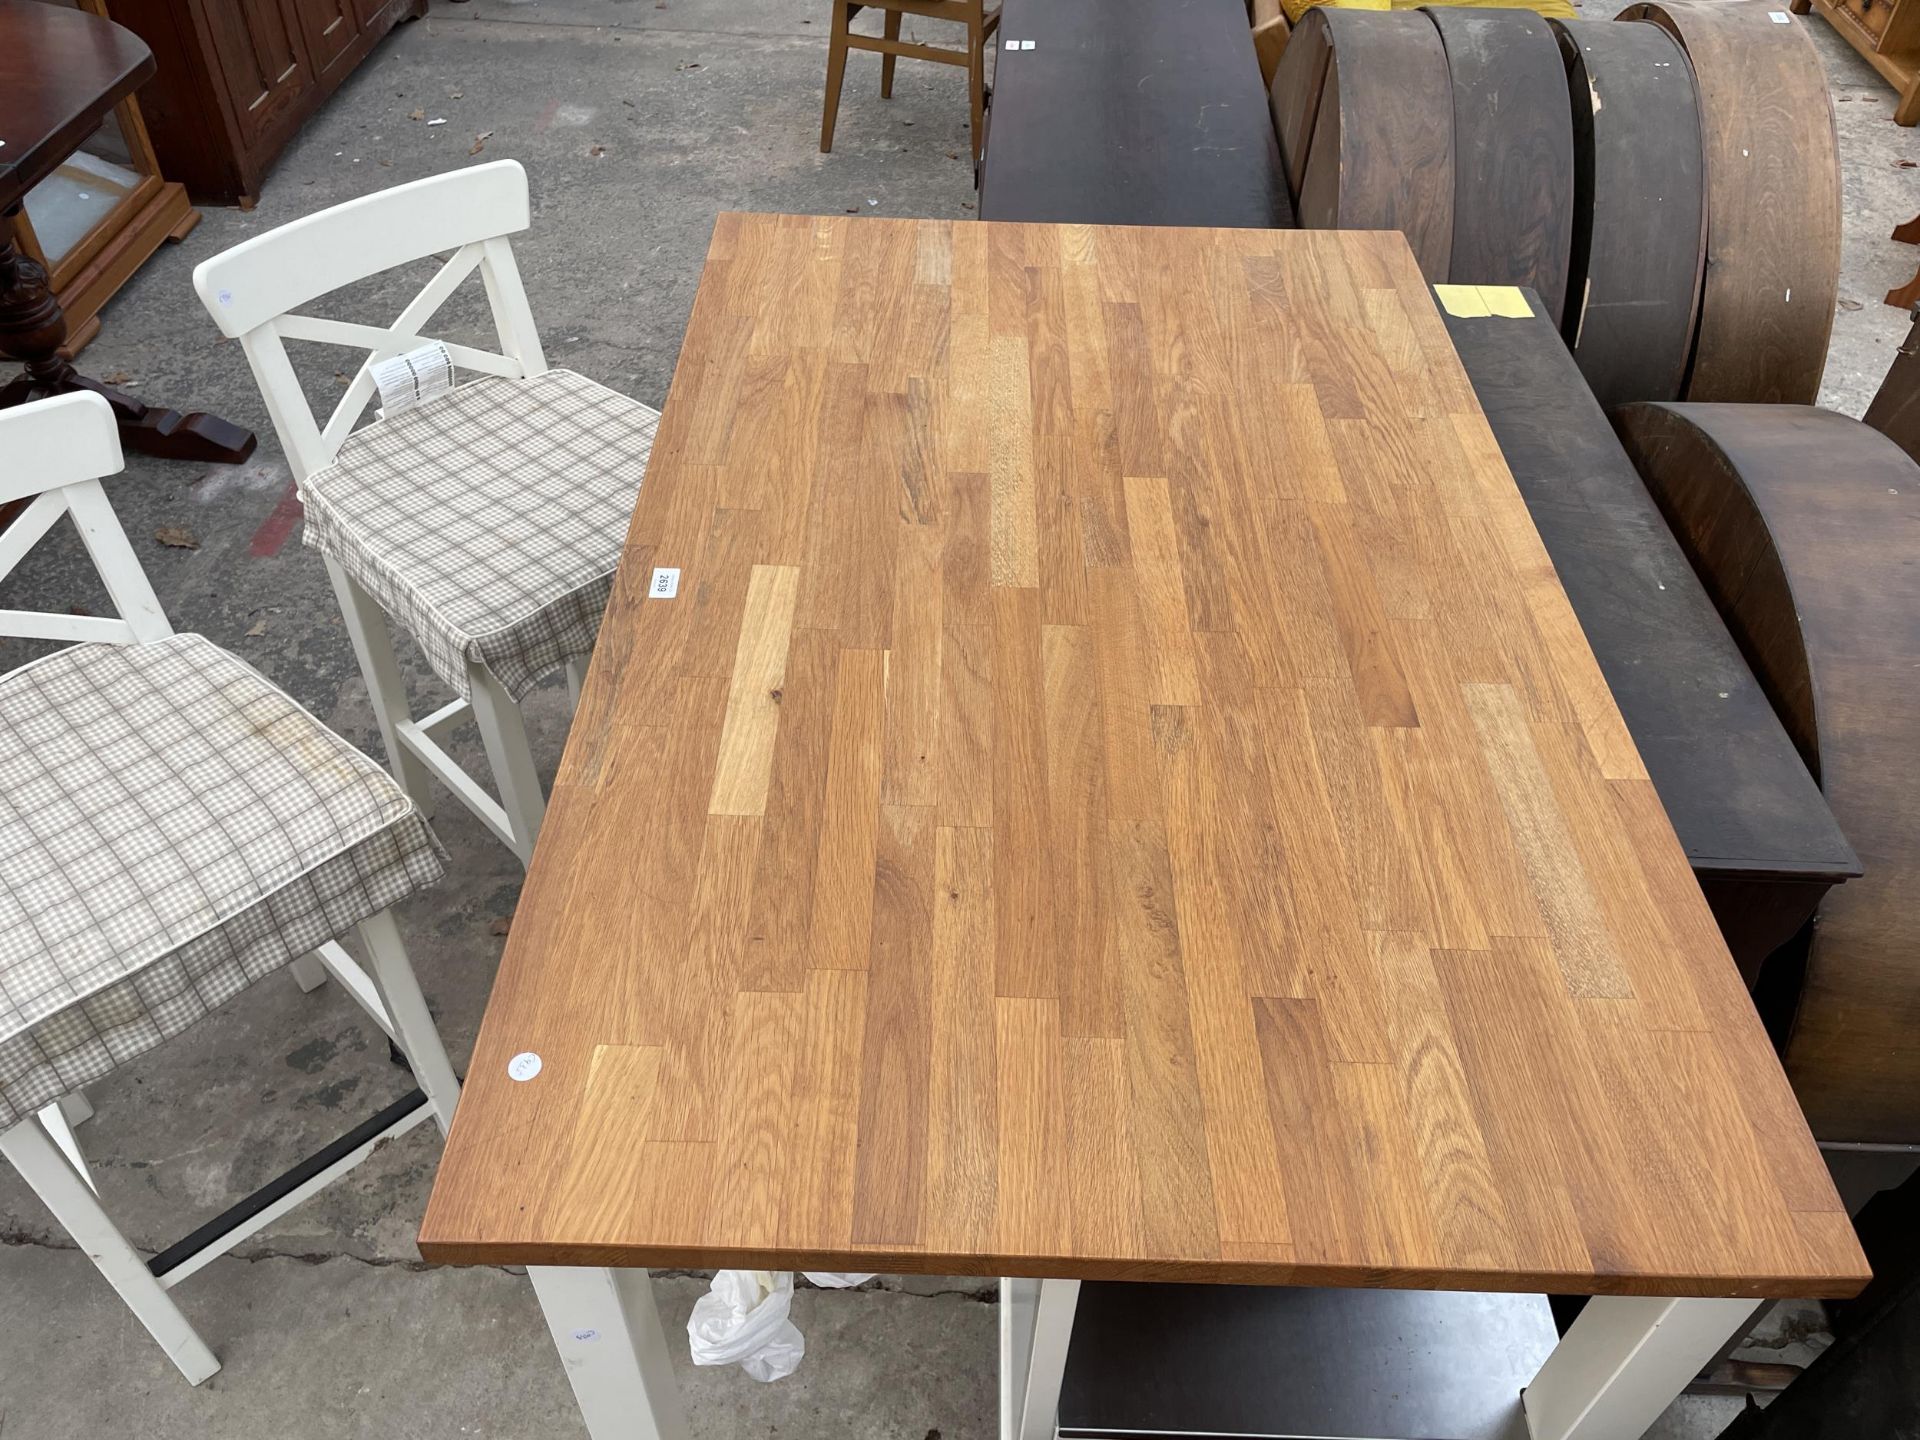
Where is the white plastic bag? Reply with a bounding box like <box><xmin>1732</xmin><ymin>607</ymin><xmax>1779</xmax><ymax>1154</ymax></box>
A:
<box><xmin>687</xmin><ymin>1270</ymin><xmax>805</xmax><ymax>1382</ymax></box>
<box><xmin>801</xmin><ymin>1272</ymin><xmax>876</xmax><ymax>1289</ymax></box>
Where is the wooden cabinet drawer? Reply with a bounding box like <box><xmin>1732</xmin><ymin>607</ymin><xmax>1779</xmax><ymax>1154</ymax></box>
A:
<box><xmin>1834</xmin><ymin>0</ymin><xmax>1892</xmax><ymax>42</ymax></box>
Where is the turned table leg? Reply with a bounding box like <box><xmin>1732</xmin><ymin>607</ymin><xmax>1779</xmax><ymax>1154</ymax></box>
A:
<box><xmin>0</xmin><ymin>207</ymin><xmax>255</xmax><ymax>465</ymax></box>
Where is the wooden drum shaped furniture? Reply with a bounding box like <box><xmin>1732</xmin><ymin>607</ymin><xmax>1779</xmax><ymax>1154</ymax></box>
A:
<box><xmin>419</xmin><ymin>216</ymin><xmax>1868</xmax><ymax>1440</ymax></box>
<box><xmin>1551</xmin><ymin>18</ymin><xmax>1705</xmax><ymax>409</ymax></box>
<box><xmin>1427</xmin><ymin>7</ymin><xmax>1575</xmax><ymax>326</ymax></box>
<box><xmin>1615</xmin><ymin>402</ymin><xmax>1920</xmax><ymax>1149</ymax></box>
<box><xmin>1616</xmin><ymin>0</ymin><xmax>1841</xmax><ymax>404</ymax></box>
<box><xmin>1267</xmin><ymin>4</ymin><xmax>1839</xmax><ymax>406</ymax></box>
<box><xmin>1271</xmin><ymin>8</ymin><xmax>1454</xmax><ymax>278</ymax></box>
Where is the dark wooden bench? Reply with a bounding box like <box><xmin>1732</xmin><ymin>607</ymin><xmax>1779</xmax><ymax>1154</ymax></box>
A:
<box><xmin>976</xmin><ymin>0</ymin><xmax>1292</xmax><ymax>228</ymax></box>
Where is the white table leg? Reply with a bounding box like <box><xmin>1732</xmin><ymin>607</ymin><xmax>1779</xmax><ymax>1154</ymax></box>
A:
<box><xmin>1523</xmin><ymin>1295</ymin><xmax>1762</xmax><ymax>1440</ymax></box>
<box><xmin>529</xmin><ymin>1266</ymin><xmax>689</xmax><ymax>1440</ymax></box>
<box><xmin>1000</xmin><ymin>1277</ymin><xmax>1081</xmax><ymax>1440</ymax></box>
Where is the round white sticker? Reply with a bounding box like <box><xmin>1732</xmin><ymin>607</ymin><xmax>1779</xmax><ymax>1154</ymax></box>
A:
<box><xmin>571</xmin><ymin>1329</ymin><xmax>600</xmax><ymax>1343</ymax></box>
<box><xmin>507</xmin><ymin>1051</ymin><xmax>543</xmax><ymax>1082</ymax></box>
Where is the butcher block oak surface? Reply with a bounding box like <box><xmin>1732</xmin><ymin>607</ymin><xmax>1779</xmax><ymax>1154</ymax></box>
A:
<box><xmin>418</xmin><ymin>216</ymin><xmax>1867</xmax><ymax>1300</ymax></box>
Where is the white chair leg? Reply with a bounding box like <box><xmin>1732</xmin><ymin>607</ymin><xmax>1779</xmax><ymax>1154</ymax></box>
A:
<box><xmin>56</xmin><ymin>1087</ymin><xmax>94</xmax><ymax>1129</ymax></box>
<box><xmin>37</xmin><ymin>1099</ymin><xmax>97</xmax><ymax>1195</ymax></box>
<box><xmin>324</xmin><ymin>556</ymin><xmax>435</xmax><ymax>815</ymax></box>
<box><xmin>0</xmin><ymin>1112</ymin><xmax>221</xmax><ymax>1385</ymax></box>
<box><xmin>355</xmin><ymin>908</ymin><xmax>462</xmax><ymax>1134</ymax></box>
<box><xmin>467</xmin><ymin>660</ymin><xmax>547</xmax><ymax>866</ymax></box>
<box><xmin>289</xmin><ymin>952</ymin><xmax>329</xmax><ymax>993</ymax></box>
<box><xmin>565</xmin><ymin>655</ymin><xmax>588</xmax><ymax>712</ymax></box>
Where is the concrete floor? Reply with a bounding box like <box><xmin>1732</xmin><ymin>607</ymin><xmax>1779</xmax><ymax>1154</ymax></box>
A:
<box><xmin>0</xmin><ymin>0</ymin><xmax>1912</xmax><ymax>1434</ymax></box>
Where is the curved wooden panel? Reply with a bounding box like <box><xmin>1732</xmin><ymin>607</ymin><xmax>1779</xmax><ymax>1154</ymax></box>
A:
<box><xmin>1270</xmin><ymin>6</ymin><xmax>1332</xmax><ymax>200</ymax></box>
<box><xmin>1615</xmin><ymin>402</ymin><xmax>1920</xmax><ymax>1144</ymax></box>
<box><xmin>1552</xmin><ymin>18</ymin><xmax>1706</xmax><ymax>408</ymax></box>
<box><xmin>1614</xmin><ymin>2</ymin><xmax>1840</xmax><ymax>404</ymax></box>
<box><xmin>1427</xmin><ymin>7</ymin><xmax>1575</xmax><ymax>324</ymax></box>
<box><xmin>1293</xmin><ymin>9</ymin><xmax>1454</xmax><ymax>280</ymax></box>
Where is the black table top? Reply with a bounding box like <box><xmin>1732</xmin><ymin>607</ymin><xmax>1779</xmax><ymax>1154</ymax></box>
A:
<box><xmin>1444</xmin><ymin>288</ymin><xmax>1857</xmax><ymax>884</ymax></box>
<box><xmin>0</xmin><ymin>0</ymin><xmax>154</xmax><ymax>212</ymax></box>
<box><xmin>977</xmin><ymin>0</ymin><xmax>1292</xmax><ymax>229</ymax></box>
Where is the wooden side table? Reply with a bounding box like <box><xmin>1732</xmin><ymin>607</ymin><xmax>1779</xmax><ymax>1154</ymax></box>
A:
<box><xmin>0</xmin><ymin>0</ymin><xmax>252</xmax><ymax>463</ymax></box>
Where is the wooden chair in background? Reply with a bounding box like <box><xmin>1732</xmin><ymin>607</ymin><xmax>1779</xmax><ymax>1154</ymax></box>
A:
<box><xmin>820</xmin><ymin>0</ymin><xmax>1000</xmax><ymax>159</ymax></box>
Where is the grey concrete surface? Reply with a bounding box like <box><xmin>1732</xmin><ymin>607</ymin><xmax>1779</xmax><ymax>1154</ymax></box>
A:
<box><xmin>0</xmin><ymin>0</ymin><xmax>1910</xmax><ymax>1433</ymax></box>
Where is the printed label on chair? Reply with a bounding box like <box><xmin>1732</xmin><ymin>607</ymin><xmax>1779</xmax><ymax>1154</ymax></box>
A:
<box><xmin>372</xmin><ymin>342</ymin><xmax>457</xmax><ymax>419</ymax></box>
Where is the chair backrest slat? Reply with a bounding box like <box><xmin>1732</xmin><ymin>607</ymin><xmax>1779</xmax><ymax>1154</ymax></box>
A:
<box><xmin>192</xmin><ymin>160</ymin><xmax>532</xmax><ymax>338</ymax></box>
<box><xmin>0</xmin><ymin>393</ymin><xmax>173</xmax><ymax>651</ymax></box>
<box><xmin>194</xmin><ymin>162</ymin><xmax>547</xmax><ymax>486</ymax></box>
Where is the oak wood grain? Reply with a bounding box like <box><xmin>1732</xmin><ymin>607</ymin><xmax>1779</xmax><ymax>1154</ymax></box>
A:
<box><xmin>419</xmin><ymin>215</ymin><xmax>1867</xmax><ymax>1300</ymax></box>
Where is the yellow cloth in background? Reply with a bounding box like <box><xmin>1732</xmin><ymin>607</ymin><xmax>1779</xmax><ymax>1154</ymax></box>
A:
<box><xmin>1280</xmin><ymin>0</ymin><xmax>1384</xmax><ymax>24</ymax></box>
<box><xmin>1280</xmin><ymin>0</ymin><xmax>1576</xmax><ymax>25</ymax></box>
<box><xmin>1397</xmin><ymin>0</ymin><xmax>1578</xmax><ymax>17</ymax></box>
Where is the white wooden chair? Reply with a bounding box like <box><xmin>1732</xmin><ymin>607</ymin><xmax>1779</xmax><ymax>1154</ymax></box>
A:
<box><xmin>192</xmin><ymin>160</ymin><xmax>660</xmax><ymax>866</ymax></box>
<box><xmin>0</xmin><ymin>392</ymin><xmax>461</xmax><ymax>1384</ymax></box>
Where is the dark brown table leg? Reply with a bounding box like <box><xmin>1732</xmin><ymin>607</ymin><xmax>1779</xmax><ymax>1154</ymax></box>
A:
<box><xmin>0</xmin><ymin>206</ymin><xmax>255</xmax><ymax>465</ymax></box>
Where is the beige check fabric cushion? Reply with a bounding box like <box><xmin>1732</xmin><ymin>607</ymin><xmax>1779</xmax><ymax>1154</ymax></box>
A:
<box><xmin>301</xmin><ymin>368</ymin><xmax>658</xmax><ymax>702</ymax></box>
<box><xmin>0</xmin><ymin>634</ymin><xmax>446</xmax><ymax>1129</ymax></box>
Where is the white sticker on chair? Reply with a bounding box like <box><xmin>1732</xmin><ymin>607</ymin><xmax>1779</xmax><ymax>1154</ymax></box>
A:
<box><xmin>507</xmin><ymin>1051</ymin><xmax>543</xmax><ymax>1082</ymax></box>
<box><xmin>372</xmin><ymin>342</ymin><xmax>456</xmax><ymax>419</ymax></box>
<box><xmin>649</xmin><ymin>567</ymin><xmax>681</xmax><ymax>599</ymax></box>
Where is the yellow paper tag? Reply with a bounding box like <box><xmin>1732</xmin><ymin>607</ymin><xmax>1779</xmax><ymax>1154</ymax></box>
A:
<box><xmin>1477</xmin><ymin>286</ymin><xmax>1533</xmax><ymax>318</ymax></box>
<box><xmin>1433</xmin><ymin>284</ymin><xmax>1490</xmax><ymax>318</ymax></box>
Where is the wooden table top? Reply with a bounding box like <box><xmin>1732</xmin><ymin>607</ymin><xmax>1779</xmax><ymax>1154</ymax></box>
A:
<box><xmin>419</xmin><ymin>216</ymin><xmax>1868</xmax><ymax>1300</ymax></box>
<box><xmin>0</xmin><ymin>0</ymin><xmax>154</xmax><ymax>211</ymax></box>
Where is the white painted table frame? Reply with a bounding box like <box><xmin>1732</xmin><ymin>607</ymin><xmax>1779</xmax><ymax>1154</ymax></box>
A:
<box><xmin>0</xmin><ymin>392</ymin><xmax>466</xmax><ymax>1384</ymax></box>
<box><xmin>521</xmin><ymin>1264</ymin><xmax>1760</xmax><ymax>1440</ymax></box>
<box><xmin>192</xmin><ymin>159</ymin><xmax>570</xmax><ymax>868</ymax></box>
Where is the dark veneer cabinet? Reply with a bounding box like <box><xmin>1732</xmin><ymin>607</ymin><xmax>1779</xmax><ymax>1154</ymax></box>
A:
<box><xmin>104</xmin><ymin>0</ymin><xmax>427</xmax><ymax>207</ymax></box>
